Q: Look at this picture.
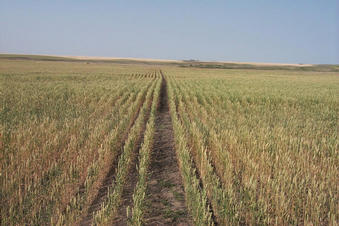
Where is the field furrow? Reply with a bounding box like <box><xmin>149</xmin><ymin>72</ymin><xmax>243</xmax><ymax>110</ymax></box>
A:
<box><xmin>140</xmin><ymin>73</ymin><xmax>192</xmax><ymax>225</ymax></box>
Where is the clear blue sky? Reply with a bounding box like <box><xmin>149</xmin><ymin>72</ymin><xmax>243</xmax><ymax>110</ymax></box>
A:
<box><xmin>1</xmin><ymin>1</ymin><xmax>338</xmax><ymax>64</ymax></box>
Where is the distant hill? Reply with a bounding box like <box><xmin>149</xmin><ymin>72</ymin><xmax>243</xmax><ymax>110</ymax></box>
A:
<box><xmin>1</xmin><ymin>54</ymin><xmax>338</xmax><ymax>72</ymax></box>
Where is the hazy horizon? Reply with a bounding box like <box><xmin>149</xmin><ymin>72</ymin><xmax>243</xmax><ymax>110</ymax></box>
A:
<box><xmin>1</xmin><ymin>1</ymin><xmax>338</xmax><ymax>64</ymax></box>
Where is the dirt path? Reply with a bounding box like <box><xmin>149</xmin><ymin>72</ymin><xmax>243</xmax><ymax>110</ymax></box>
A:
<box><xmin>145</xmin><ymin>76</ymin><xmax>192</xmax><ymax>225</ymax></box>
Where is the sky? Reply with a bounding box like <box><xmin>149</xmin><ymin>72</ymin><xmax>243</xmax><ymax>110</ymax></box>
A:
<box><xmin>0</xmin><ymin>1</ymin><xmax>338</xmax><ymax>64</ymax></box>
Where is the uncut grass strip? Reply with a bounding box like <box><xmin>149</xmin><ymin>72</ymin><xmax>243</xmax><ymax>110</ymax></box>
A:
<box><xmin>40</xmin><ymin>84</ymin><xmax>148</xmax><ymax>225</ymax></box>
<box><xmin>172</xmin><ymin>76</ymin><xmax>335</xmax><ymax>225</ymax></box>
<box><xmin>112</xmin><ymin>77</ymin><xmax>161</xmax><ymax>225</ymax></box>
<box><xmin>170</xmin><ymin>77</ymin><xmax>242</xmax><ymax>224</ymax></box>
<box><xmin>163</xmin><ymin>68</ymin><xmax>339</xmax><ymax>224</ymax></box>
<box><xmin>171</xmin><ymin>79</ymin><xmax>234</xmax><ymax>188</ymax></box>
<box><xmin>178</xmin><ymin>103</ymin><xmax>244</xmax><ymax>225</ymax></box>
<box><xmin>54</xmin><ymin>90</ymin><xmax>141</xmax><ymax>221</ymax></box>
<box><xmin>92</xmin><ymin>77</ymin><xmax>157</xmax><ymax>225</ymax></box>
<box><xmin>74</xmin><ymin>79</ymin><xmax>157</xmax><ymax>223</ymax></box>
<box><xmin>59</xmin><ymin>79</ymin><xmax>157</xmax><ymax>225</ymax></box>
<box><xmin>0</xmin><ymin>69</ymin><xmax>153</xmax><ymax>222</ymax></box>
<box><xmin>167</xmin><ymin>75</ymin><xmax>214</xmax><ymax>226</ymax></box>
<box><xmin>3</xmin><ymin>81</ymin><xmax>133</xmax><ymax>197</ymax></box>
<box><xmin>1</xmin><ymin>86</ymin><xmax>141</xmax><ymax>226</ymax></box>
<box><xmin>48</xmin><ymin>85</ymin><xmax>136</xmax><ymax>186</ymax></box>
<box><xmin>175</xmin><ymin>79</ymin><xmax>267</xmax><ymax>224</ymax></box>
<box><xmin>179</xmin><ymin>82</ymin><xmax>266</xmax><ymax>216</ymax></box>
<box><xmin>79</xmin><ymin>77</ymin><xmax>157</xmax><ymax>225</ymax></box>
<box><xmin>169</xmin><ymin>76</ymin><xmax>221</xmax><ymax>225</ymax></box>
<box><xmin>129</xmin><ymin>76</ymin><xmax>161</xmax><ymax>225</ymax></box>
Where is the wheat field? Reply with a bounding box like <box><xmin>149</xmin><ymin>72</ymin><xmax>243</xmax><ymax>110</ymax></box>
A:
<box><xmin>0</xmin><ymin>56</ymin><xmax>338</xmax><ymax>225</ymax></box>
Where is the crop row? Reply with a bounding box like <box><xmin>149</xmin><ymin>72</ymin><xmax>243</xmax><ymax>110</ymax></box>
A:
<box><xmin>0</xmin><ymin>70</ymin><xmax>159</xmax><ymax>225</ymax></box>
<box><xmin>92</xmin><ymin>75</ymin><xmax>159</xmax><ymax>224</ymax></box>
<box><xmin>167</xmin><ymin>75</ymin><xmax>214</xmax><ymax>225</ymax></box>
<box><xmin>164</xmin><ymin>68</ymin><xmax>338</xmax><ymax>225</ymax></box>
<box><xmin>129</xmin><ymin>75</ymin><xmax>162</xmax><ymax>225</ymax></box>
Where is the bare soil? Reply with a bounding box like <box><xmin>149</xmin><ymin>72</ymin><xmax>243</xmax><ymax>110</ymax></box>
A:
<box><xmin>144</xmin><ymin>77</ymin><xmax>192</xmax><ymax>226</ymax></box>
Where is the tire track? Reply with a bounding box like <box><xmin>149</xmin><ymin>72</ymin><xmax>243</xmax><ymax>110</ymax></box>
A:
<box><xmin>145</xmin><ymin>74</ymin><xmax>192</xmax><ymax>225</ymax></box>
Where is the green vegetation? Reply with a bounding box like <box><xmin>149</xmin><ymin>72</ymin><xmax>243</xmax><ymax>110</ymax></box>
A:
<box><xmin>93</xmin><ymin>76</ymin><xmax>157</xmax><ymax>225</ymax></box>
<box><xmin>165</xmin><ymin>67</ymin><xmax>338</xmax><ymax>225</ymax></box>
<box><xmin>130</xmin><ymin>78</ymin><xmax>161</xmax><ymax>225</ymax></box>
<box><xmin>0</xmin><ymin>59</ymin><xmax>159</xmax><ymax>225</ymax></box>
<box><xmin>1</xmin><ymin>56</ymin><xmax>337</xmax><ymax>225</ymax></box>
